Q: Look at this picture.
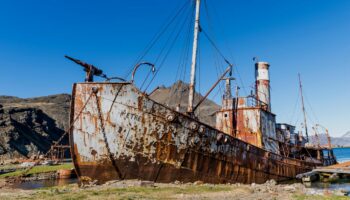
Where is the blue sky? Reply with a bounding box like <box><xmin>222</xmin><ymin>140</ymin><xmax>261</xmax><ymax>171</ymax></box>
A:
<box><xmin>0</xmin><ymin>0</ymin><xmax>349</xmax><ymax>137</ymax></box>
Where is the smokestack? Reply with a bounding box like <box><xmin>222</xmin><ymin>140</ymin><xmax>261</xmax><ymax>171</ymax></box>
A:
<box><xmin>255</xmin><ymin>62</ymin><xmax>271</xmax><ymax>111</ymax></box>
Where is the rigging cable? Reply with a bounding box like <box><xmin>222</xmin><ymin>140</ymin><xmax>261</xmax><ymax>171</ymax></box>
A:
<box><xmin>289</xmin><ymin>86</ymin><xmax>301</xmax><ymax>124</ymax></box>
<box><xmin>143</xmin><ymin>3</ymin><xmax>194</xmax><ymax>92</ymax></box>
<box><xmin>304</xmin><ymin>92</ymin><xmax>320</xmax><ymax>124</ymax></box>
<box><xmin>139</xmin><ymin>2</ymin><xmax>193</xmax><ymax>91</ymax></box>
<box><xmin>201</xmin><ymin>29</ymin><xmax>232</xmax><ymax>66</ymax></box>
<box><xmin>166</xmin><ymin>4</ymin><xmax>195</xmax><ymax>107</ymax></box>
<box><xmin>178</xmin><ymin>7</ymin><xmax>195</xmax><ymax>104</ymax></box>
<box><xmin>203</xmin><ymin>0</ymin><xmax>225</xmax><ymax>99</ymax></box>
<box><xmin>203</xmin><ymin>0</ymin><xmax>225</xmax><ymax>73</ymax></box>
<box><xmin>204</xmin><ymin>0</ymin><xmax>248</xmax><ymax>97</ymax></box>
<box><xmin>123</xmin><ymin>0</ymin><xmax>191</xmax><ymax>79</ymax></box>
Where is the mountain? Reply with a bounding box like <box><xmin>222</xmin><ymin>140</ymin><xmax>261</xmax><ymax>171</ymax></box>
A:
<box><xmin>342</xmin><ymin>131</ymin><xmax>350</xmax><ymax>138</ymax></box>
<box><xmin>309</xmin><ymin>132</ymin><xmax>350</xmax><ymax>148</ymax></box>
<box><xmin>0</xmin><ymin>94</ymin><xmax>71</xmax><ymax>131</ymax></box>
<box><xmin>149</xmin><ymin>80</ymin><xmax>220</xmax><ymax>127</ymax></box>
<box><xmin>0</xmin><ymin>94</ymin><xmax>71</xmax><ymax>162</ymax></box>
<box><xmin>330</xmin><ymin>137</ymin><xmax>350</xmax><ymax>147</ymax></box>
<box><xmin>331</xmin><ymin>131</ymin><xmax>350</xmax><ymax>147</ymax></box>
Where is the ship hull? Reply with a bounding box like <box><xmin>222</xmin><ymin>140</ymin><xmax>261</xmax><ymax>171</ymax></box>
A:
<box><xmin>70</xmin><ymin>83</ymin><xmax>320</xmax><ymax>184</ymax></box>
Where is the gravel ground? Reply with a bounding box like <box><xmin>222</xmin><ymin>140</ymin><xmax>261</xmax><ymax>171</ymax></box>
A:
<box><xmin>0</xmin><ymin>179</ymin><xmax>349</xmax><ymax>200</ymax></box>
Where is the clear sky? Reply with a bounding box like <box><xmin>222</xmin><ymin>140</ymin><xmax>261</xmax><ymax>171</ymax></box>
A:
<box><xmin>0</xmin><ymin>0</ymin><xmax>349</xmax><ymax>137</ymax></box>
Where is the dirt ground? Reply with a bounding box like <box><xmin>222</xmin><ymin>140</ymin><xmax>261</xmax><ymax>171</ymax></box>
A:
<box><xmin>0</xmin><ymin>179</ymin><xmax>349</xmax><ymax>200</ymax></box>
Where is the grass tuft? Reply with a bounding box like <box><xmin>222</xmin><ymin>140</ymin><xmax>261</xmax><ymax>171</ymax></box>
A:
<box><xmin>0</xmin><ymin>163</ymin><xmax>73</xmax><ymax>179</ymax></box>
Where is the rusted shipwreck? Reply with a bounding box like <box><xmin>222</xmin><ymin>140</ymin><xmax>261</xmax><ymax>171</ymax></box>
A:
<box><xmin>68</xmin><ymin>0</ymin><xmax>336</xmax><ymax>184</ymax></box>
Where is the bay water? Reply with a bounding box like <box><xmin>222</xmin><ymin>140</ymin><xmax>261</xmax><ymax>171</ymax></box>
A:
<box><xmin>308</xmin><ymin>147</ymin><xmax>350</xmax><ymax>194</ymax></box>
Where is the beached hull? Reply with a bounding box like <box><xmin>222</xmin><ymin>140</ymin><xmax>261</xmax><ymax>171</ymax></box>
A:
<box><xmin>70</xmin><ymin>82</ymin><xmax>320</xmax><ymax>184</ymax></box>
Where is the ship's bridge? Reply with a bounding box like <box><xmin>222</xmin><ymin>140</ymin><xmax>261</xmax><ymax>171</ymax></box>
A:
<box><xmin>216</xmin><ymin>95</ymin><xmax>280</xmax><ymax>154</ymax></box>
<box><xmin>215</xmin><ymin>61</ymin><xmax>281</xmax><ymax>154</ymax></box>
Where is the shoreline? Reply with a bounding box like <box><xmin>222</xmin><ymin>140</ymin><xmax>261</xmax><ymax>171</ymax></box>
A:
<box><xmin>1</xmin><ymin>161</ymin><xmax>350</xmax><ymax>199</ymax></box>
<box><xmin>0</xmin><ymin>179</ymin><xmax>349</xmax><ymax>200</ymax></box>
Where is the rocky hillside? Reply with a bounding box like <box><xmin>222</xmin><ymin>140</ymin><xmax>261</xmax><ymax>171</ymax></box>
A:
<box><xmin>331</xmin><ymin>133</ymin><xmax>350</xmax><ymax>147</ymax></box>
<box><xmin>341</xmin><ymin>131</ymin><xmax>350</xmax><ymax>138</ymax></box>
<box><xmin>0</xmin><ymin>94</ymin><xmax>71</xmax><ymax>162</ymax></box>
<box><xmin>150</xmin><ymin>81</ymin><xmax>220</xmax><ymax>127</ymax></box>
<box><xmin>309</xmin><ymin>132</ymin><xmax>350</xmax><ymax>148</ymax></box>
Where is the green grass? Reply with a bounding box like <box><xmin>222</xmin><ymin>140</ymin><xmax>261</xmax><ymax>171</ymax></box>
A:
<box><xmin>6</xmin><ymin>185</ymin><xmax>236</xmax><ymax>200</ymax></box>
<box><xmin>0</xmin><ymin>163</ymin><xmax>73</xmax><ymax>179</ymax></box>
<box><xmin>0</xmin><ymin>164</ymin><xmax>20</xmax><ymax>170</ymax></box>
<box><xmin>1</xmin><ymin>183</ymin><xmax>349</xmax><ymax>200</ymax></box>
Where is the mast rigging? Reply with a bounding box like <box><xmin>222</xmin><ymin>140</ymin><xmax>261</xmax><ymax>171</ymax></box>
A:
<box><xmin>187</xmin><ymin>0</ymin><xmax>201</xmax><ymax>113</ymax></box>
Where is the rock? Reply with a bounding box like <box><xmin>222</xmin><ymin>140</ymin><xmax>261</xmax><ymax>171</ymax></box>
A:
<box><xmin>41</xmin><ymin>160</ymin><xmax>54</xmax><ymax>166</ymax></box>
<box><xmin>194</xmin><ymin>181</ymin><xmax>204</xmax><ymax>185</ymax></box>
<box><xmin>0</xmin><ymin>94</ymin><xmax>70</xmax><ymax>161</ymax></box>
<box><xmin>140</xmin><ymin>181</ymin><xmax>155</xmax><ymax>187</ymax></box>
<box><xmin>265</xmin><ymin>179</ymin><xmax>277</xmax><ymax>186</ymax></box>
<box><xmin>333</xmin><ymin>189</ymin><xmax>347</xmax><ymax>196</ymax></box>
<box><xmin>81</xmin><ymin>179</ymin><xmax>98</xmax><ymax>188</ymax></box>
<box><xmin>104</xmin><ymin>180</ymin><xmax>119</xmax><ymax>186</ymax></box>
<box><xmin>329</xmin><ymin>173</ymin><xmax>340</xmax><ymax>182</ymax></box>
<box><xmin>20</xmin><ymin>162</ymin><xmax>36</xmax><ymax>167</ymax></box>
<box><xmin>283</xmin><ymin>185</ymin><xmax>296</xmax><ymax>192</ymax></box>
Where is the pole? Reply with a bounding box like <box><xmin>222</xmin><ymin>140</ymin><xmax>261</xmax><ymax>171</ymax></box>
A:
<box><xmin>299</xmin><ymin>73</ymin><xmax>309</xmax><ymax>142</ymax></box>
<box><xmin>187</xmin><ymin>0</ymin><xmax>201</xmax><ymax>113</ymax></box>
<box><xmin>234</xmin><ymin>85</ymin><xmax>240</xmax><ymax>137</ymax></box>
<box><xmin>325</xmin><ymin>128</ymin><xmax>332</xmax><ymax>149</ymax></box>
<box><xmin>312</xmin><ymin>126</ymin><xmax>321</xmax><ymax>148</ymax></box>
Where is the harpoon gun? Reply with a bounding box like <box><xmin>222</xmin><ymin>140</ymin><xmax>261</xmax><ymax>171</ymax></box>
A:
<box><xmin>65</xmin><ymin>55</ymin><xmax>107</xmax><ymax>82</ymax></box>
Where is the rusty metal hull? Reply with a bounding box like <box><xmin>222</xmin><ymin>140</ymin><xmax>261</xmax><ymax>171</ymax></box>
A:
<box><xmin>70</xmin><ymin>82</ymin><xmax>321</xmax><ymax>184</ymax></box>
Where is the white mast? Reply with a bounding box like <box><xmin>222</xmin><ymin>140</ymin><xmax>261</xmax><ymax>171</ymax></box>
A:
<box><xmin>187</xmin><ymin>0</ymin><xmax>201</xmax><ymax>113</ymax></box>
<box><xmin>299</xmin><ymin>73</ymin><xmax>309</xmax><ymax>142</ymax></box>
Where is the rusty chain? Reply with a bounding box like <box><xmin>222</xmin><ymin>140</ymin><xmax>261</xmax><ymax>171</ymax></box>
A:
<box><xmin>93</xmin><ymin>89</ymin><xmax>123</xmax><ymax>179</ymax></box>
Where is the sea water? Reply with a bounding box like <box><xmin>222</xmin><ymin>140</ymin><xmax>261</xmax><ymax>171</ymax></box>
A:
<box><xmin>308</xmin><ymin>147</ymin><xmax>350</xmax><ymax>194</ymax></box>
<box><xmin>333</xmin><ymin>147</ymin><xmax>350</xmax><ymax>163</ymax></box>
